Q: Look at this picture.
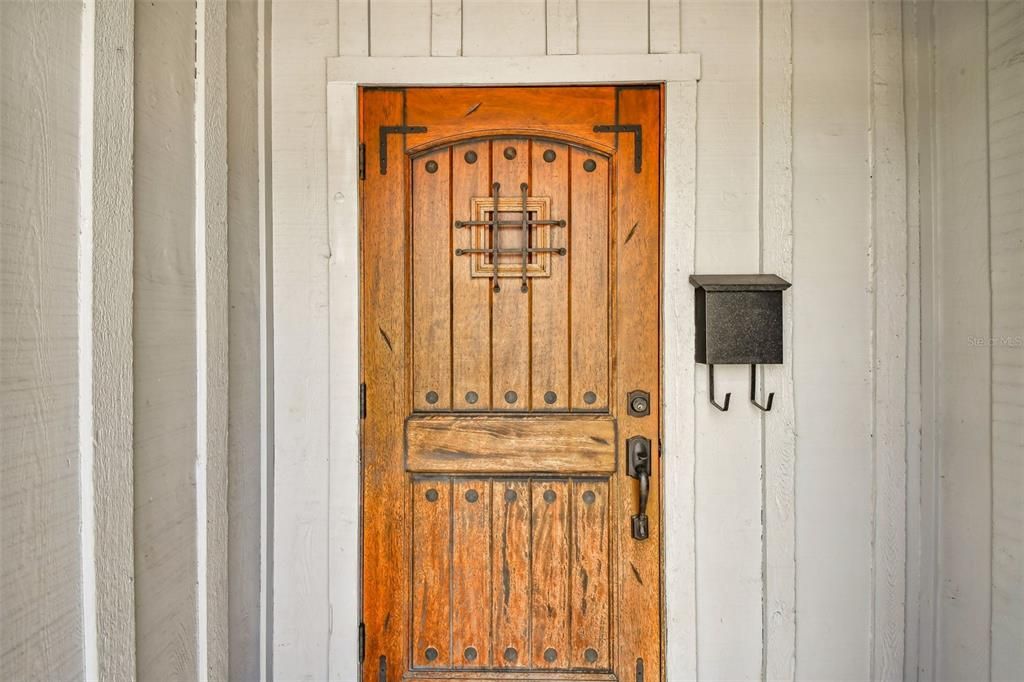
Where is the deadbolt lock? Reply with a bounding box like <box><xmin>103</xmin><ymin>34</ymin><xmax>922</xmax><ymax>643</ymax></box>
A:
<box><xmin>627</xmin><ymin>390</ymin><xmax>651</xmax><ymax>417</ymax></box>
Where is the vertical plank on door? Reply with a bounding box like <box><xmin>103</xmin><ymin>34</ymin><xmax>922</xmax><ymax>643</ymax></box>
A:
<box><xmin>570</xmin><ymin>479</ymin><xmax>610</xmax><ymax>668</ymax></box>
<box><xmin>360</xmin><ymin>89</ymin><xmax>410</xmax><ymax>682</ymax></box>
<box><xmin>491</xmin><ymin>139</ymin><xmax>531</xmax><ymax>410</ymax></box>
<box><xmin>412</xmin><ymin>148</ymin><xmax>453</xmax><ymax>411</ymax></box>
<box><xmin>546</xmin><ymin>0</ymin><xmax>579</xmax><ymax>55</ymax></box>
<box><xmin>530</xmin><ymin>142</ymin><xmax>570</xmax><ymax>411</ymax></box>
<box><xmin>412</xmin><ymin>478</ymin><xmax>453</xmax><ymax>668</ymax></box>
<box><xmin>530</xmin><ymin>480</ymin><xmax>570</xmax><ymax>668</ymax></box>
<box><xmin>577</xmin><ymin>0</ymin><xmax>649</xmax><ymax>55</ymax></box>
<box><xmin>452</xmin><ymin>141</ymin><xmax>493</xmax><ymax>410</ymax></box>
<box><xmin>569</xmin><ymin>149</ymin><xmax>609</xmax><ymax>411</ymax></box>
<box><xmin>370</xmin><ymin>0</ymin><xmax>431</xmax><ymax>56</ymax></box>
<box><xmin>612</xmin><ymin>87</ymin><xmax>662</xmax><ymax>682</ymax></box>
<box><xmin>452</xmin><ymin>478</ymin><xmax>493</xmax><ymax>668</ymax></box>
<box><xmin>492</xmin><ymin>479</ymin><xmax>531</xmax><ymax>668</ymax></box>
<box><xmin>431</xmin><ymin>0</ymin><xmax>462</xmax><ymax>56</ymax></box>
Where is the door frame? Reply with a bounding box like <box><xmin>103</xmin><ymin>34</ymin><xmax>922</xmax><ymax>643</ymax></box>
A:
<box><xmin>326</xmin><ymin>54</ymin><xmax>700</xmax><ymax>682</ymax></box>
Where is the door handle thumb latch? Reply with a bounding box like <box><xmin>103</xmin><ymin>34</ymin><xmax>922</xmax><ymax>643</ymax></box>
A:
<box><xmin>626</xmin><ymin>436</ymin><xmax>651</xmax><ymax>541</ymax></box>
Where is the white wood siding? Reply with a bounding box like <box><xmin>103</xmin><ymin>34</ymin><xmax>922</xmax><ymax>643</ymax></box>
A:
<box><xmin>272</xmin><ymin>0</ymin><xmax>912</xmax><ymax>679</ymax></box>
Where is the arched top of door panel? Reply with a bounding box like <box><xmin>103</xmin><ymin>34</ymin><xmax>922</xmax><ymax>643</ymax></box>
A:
<box><xmin>408</xmin><ymin>131</ymin><xmax>612</xmax><ymax>160</ymax></box>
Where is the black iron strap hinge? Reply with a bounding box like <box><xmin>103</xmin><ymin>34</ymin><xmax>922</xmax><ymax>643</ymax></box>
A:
<box><xmin>636</xmin><ymin>657</ymin><xmax>645</xmax><ymax>682</ymax></box>
<box><xmin>593</xmin><ymin>123</ymin><xmax>643</xmax><ymax>173</ymax></box>
<box><xmin>358</xmin><ymin>623</ymin><xmax>365</xmax><ymax>662</ymax></box>
<box><xmin>359</xmin><ymin>143</ymin><xmax>366</xmax><ymax>180</ymax></box>
<box><xmin>378</xmin><ymin>655</ymin><xmax>387</xmax><ymax>682</ymax></box>
<box><xmin>379</xmin><ymin>125</ymin><xmax>427</xmax><ymax>175</ymax></box>
<box><xmin>360</xmin><ymin>383</ymin><xmax>367</xmax><ymax>419</ymax></box>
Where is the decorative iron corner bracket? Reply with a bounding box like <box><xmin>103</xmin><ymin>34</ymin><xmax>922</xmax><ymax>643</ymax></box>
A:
<box><xmin>379</xmin><ymin>125</ymin><xmax>427</xmax><ymax>175</ymax></box>
<box><xmin>593</xmin><ymin>123</ymin><xmax>643</xmax><ymax>173</ymax></box>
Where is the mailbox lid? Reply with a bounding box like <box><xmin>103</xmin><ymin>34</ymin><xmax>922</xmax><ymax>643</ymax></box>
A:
<box><xmin>688</xmin><ymin>273</ymin><xmax>791</xmax><ymax>292</ymax></box>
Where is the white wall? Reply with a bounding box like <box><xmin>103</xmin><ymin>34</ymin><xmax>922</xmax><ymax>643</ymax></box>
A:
<box><xmin>0</xmin><ymin>1</ymin><xmax>265</xmax><ymax>679</ymax></box>
<box><xmin>912</xmin><ymin>1</ymin><xmax>1024</xmax><ymax>678</ymax></box>
<box><xmin>271</xmin><ymin>1</ymin><xmax>911</xmax><ymax>679</ymax></box>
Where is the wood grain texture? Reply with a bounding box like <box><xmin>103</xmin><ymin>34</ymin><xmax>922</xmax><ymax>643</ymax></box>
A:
<box><xmin>988</xmin><ymin>2</ymin><xmax>1024</xmax><ymax>675</ymax></box>
<box><xmin>609</xmin><ymin>86</ymin><xmax>661</xmax><ymax>682</ymax></box>
<box><xmin>529</xmin><ymin>480</ymin><xmax>571</xmax><ymax>668</ymax></box>
<box><xmin>868</xmin><ymin>0</ymin><xmax>908</xmax><ymax>678</ymax></box>
<box><xmin>412</xmin><ymin>148</ymin><xmax>453</xmax><ymax>411</ymax></box>
<box><xmin>492</xmin><ymin>479</ymin><xmax>531</xmax><ymax>669</ymax></box>
<box><xmin>570</xmin><ymin>480</ymin><xmax>610</xmax><ymax>669</ymax></box>
<box><xmin>0</xmin><ymin>2</ymin><xmax>86</xmax><ymax>678</ymax></box>
<box><xmin>360</xmin><ymin>89</ymin><xmax>410</xmax><ymax>682</ymax></box>
<box><xmin>530</xmin><ymin>142</ymin><xmax>571</xmax><ymax>411</ymax></box>
<box><xmin>568</xmin><ymin>149</ymin><xmax>609</xmax><ymax>411</ymax></box>
<box><xmin>490</xmin><ymin>139</ymin><xmax>531</xmax><ymax>411</ymax></box>
<box><xmin>452</xmin><ymin>141</ymin><xmax>493</xmax><ymax>410</ymax></box>
<box><xmin>412</xmin><ymin>478</ymin><xmax>453</xmax><ymax>668</ymax></box>
<box><xmin>406</xmin><ymin>415</ymin><xmax>617</xmax><ymax>473</ymax></box>
<box><xmin>132</xmin><ymin>0</ymin><xmax>199</xmax><ymax>677</ymax></box>
<box><xmin>760</xmin><ymin>0</ymin><xmax>796</xmax><ymax>678</ymax></box>
<box><xmin>452</xmin><ymin>479</ymin><xmax>493</xmax><ymax>668</ymax></box>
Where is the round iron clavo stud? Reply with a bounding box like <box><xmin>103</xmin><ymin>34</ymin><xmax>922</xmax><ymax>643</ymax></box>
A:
<box><xmin>543</xmin><ymin>391</ymin><xmax>557</xmax><ymax>405</ymax></box>
<box><xmin>465</xmin><ymin>489</ymin><xmax>479</xmax><ymax>503</ymax></box>
<box><xmin>583</xmin><ymin>158</ymin><xmax>597</xmax><ymax>172</ymax></box>
<box><xmin>584</xmin><ymin>647</ymin><xmax>599</xmax><ymax>664</ymax></box>
<box><xmin>425</xmin><ymin>647</ymin><xmax>438</xmax><ymax>661</ymax></box>
<box><xmin>464</xmin><ymin>150</ymin><xmax>478</xmax><ymax>164</ymax></box>
<box><xmin>465</xmin><ymin>390</ymin><xmax>478</xmax><ymax>405</ymax></box>
<box><xmin>464</xmin><ymin>646</ymin><xmax>478</xmax><ymax>662</ymax></box>
<box><xmin>504</xmin><ymin>488</ymin><xmax>518</xmax><ymax>503</ymax></box>
<box><xmin>425</xmin><ymin>391</ymin><xmax>439</xmax><ymax>405</ymax></box>
<box><xmin>504</xmin><ymin>390</ymin><xmax>518</xmax><ymax>405</ymax></box>
<box><xmin>503</xmin><ymin>647</ymin><xmax>518</xmax><ymax>663</ymax></box>
<box><xmin>543</xmin><ymin>647</ymin><xmax>558</xmax><ymax>663</ymax></box>
<box><xmin>503</xmin><ymin>146</ymin><xmax>517</xmax><ymax>160</ymax></box>
<box><xmin>425</xmin><ymin>160</ymin><xmax>439</xmax><ymax>174</ymax></box>
<box><xmin>543</xmin><ymin>149</ymin><xmax>557</xmax><ymax>163</ymax></box>
<box><xmin>543</xmin><ymin>490</ymin><xmax>556</xmax><ymax>503</ymax></box>
<box><xmin>583</xmin><ymin>391</ymin><xmax>597</xmax><ymax>405</ymax></box>
<box><xmin>582</xmin><ymin>490</ymin><xmax>596</xmax><ymax>505</ymax></box>
<box><xmin>425</xmin><ymin>488</ymin><xmax>439</xmax><ymax>502</ymax></box>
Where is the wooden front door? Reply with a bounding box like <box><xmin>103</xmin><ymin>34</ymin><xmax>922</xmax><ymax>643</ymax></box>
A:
<box><xmin>359</xmin><ymin>85</ymin><xmax>662</xmax><ymax>682</ymax></box>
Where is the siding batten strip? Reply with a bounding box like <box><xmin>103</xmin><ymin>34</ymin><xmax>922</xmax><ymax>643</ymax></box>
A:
<box><xmin>431</xmin><ymin>0</ymin><xmax>462</xmax><ymax>56</ymax></box>
<box><xmin>545</xmin><ymin>0</ymin><xmax>578</xmax><ymax>55</ymax></box>
<box><xmin>759</xmin><ymin>0</ymin><xmax>796</xmax><ymax>678</ymax></box>
<box><xmin>649</xmin><ymin>0</ymin><xmax>681</xmax><ymax>54</ymax></box>
<box><xmin>339</xmin><ymin>0</ymin><xmax>370</xmax><ymax>56</ymax></box>
<box><xmin>868</xmin><ymin>0</ymin><xmax>909</xmax><ymax>678</ymax></box>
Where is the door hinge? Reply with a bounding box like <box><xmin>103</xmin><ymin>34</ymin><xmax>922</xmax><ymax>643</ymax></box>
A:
<box><xmin>359</xmin><ymin>143</ymin><xmax>366</xmax><ymax>180</ymax></box>
<box><xmin>358</xmin><ymin>622</ymin><xmax>365</xmax><ymax>663</ymax></box>
<box><xmin>636</xmin><ymin>657</ymin><xmax>645</xmax><ymax>682</ymax></box>
<box><xmin>360</xmin><ymin>382</ymin><xmax>367</xmax><ymax>419</ymax></box>
<box><xmin>378</xmin><ymin>655</ymin><xmax>387</xmax><ymax>682</ymax></box>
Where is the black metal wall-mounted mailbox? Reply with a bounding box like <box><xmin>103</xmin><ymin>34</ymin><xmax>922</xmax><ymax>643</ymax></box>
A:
<box><xmin>689</xmin><ymin>274</ymin><xmax>792</xmax><ymax>412</ymax></box>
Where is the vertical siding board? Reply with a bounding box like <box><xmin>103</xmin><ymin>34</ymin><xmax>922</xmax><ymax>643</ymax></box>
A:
<box><xmin>932</xmin><ymin>3</ymin><xmax>993</xmax><ymax>679</ymax></box>
<box><xmin>649</xmin><ymin>0</ymin><xmax>681</xmax><ymax>54</ymax></box>
<box><xmin>760</xmin><ymin>0</ymin><xmax>796</xmax><ymax>678</ymax></box>
<box><xmin>339</xmin><ymin>0</ymin><xmax>370</xmax><ymax>56</ymax></box>
<box><xmin>371</xmin><ymin>0</ymin><xmax>433</xmax><ymax>56</ymax></box>
<box><xmin>0</xmin><ymin>2</ymin><xmax>86</xmax><ymax>679</ymax></box>
<box><xmin>462</xmin><ymin>0</ymin><xmax>546</xmax><ymax>56</ymax></box>
<box><xmin>546</xmin><ymin>0</ymin><xmax>579</xmax><ymax>55</ymax></box>
<box><xmin>868</xmin><ymin>1</ymin><xmax>908</xmax><ymax>678</ymax></box>
<box><xmin>90</xmin><ymin>1</ymin><xmax>138</xmax><ymax>677</ymax></box>
<box><xmin>578</xmin><ymin>0</ymin><xmax>649</xmax><ymax>55</ymax></box>
<box><xmin>988</xmin><ymin>1</ymin><xmax>1024</xmax><ymax>675</ymax></box>
<box><xmin>132</xmin><ymin>0</ymin><xmax>200</xmax><ymax>677</ymax></box>
<box><xmin>431</xmin><ymin>0</ymin><xmax>463</xmax><ymax>56</ymax></box>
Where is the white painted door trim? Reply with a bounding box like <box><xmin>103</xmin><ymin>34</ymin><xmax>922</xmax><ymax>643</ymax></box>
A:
<box><xmin>325</xmin><ymin>54</ymin><xmax>700</xmax><ymax>681</ymax></box>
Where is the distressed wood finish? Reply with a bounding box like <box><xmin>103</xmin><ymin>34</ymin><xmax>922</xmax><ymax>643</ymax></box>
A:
<box><xmin>361</xmin><ymin>86</ymin><xmax>661</xmax><ymax>682</ymax></box>
<box><xmin>406</xmin><ymin>415</ymin><xmax>616</xmax><ymax>474</ymax></box>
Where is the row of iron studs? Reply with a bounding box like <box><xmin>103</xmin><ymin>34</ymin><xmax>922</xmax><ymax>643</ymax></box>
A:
<box><xmin>422</xmin><ymin>146</ymin><xmax>598</xmax><ymax>173</ymax></box>
<box><xmin>424</xmin><ymin>390</ymin><xmax>597</xmax><ymax>406</ymax></box>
